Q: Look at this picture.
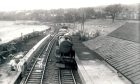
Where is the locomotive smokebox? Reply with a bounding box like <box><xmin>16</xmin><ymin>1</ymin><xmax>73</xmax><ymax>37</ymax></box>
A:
<box><xmin>59</xmin><ymin>37</ymin><xmax>72</xmax><ymax>54</ymax></box>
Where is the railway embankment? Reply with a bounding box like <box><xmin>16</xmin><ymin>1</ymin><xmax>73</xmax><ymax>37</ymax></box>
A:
<box><xmin>0</xmin><ymin>29</ymin><xmax>50</xmax><ymax>64</ymax></box>
<box><xmin>0</xmin><ymin>27</ymin><xmax>51</xmax><ymax>84</ymax></box>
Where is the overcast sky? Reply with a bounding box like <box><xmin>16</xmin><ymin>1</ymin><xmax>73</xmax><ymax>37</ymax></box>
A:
<box><xmin>0</xmin><ymin>0</ymin><xmax>139</xmax><ymax>11</ymax></box>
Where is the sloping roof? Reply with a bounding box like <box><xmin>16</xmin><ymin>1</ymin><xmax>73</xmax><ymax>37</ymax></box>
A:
<box><xmin>84</xmin><ymin>22</ymin><xmax>140</xmax><ymax>84</ymax></box>
<box><xmin>108</xmin><ymin>22</ymin><xmax>140</xmax><ymax>43</ymax></box>
<box><xmin>84</xmin><ymin>36</ymin><xmax>140</xmax><ymax>84</ymax></box>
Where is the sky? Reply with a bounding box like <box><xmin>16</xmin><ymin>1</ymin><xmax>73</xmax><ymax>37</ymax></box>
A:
<box><xmin>0</xmin><ymin>0</ymin><xmax>139</xmax><ymax>11</ymax></box>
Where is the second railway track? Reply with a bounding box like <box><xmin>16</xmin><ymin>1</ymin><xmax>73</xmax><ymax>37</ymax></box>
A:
<box><xmin>23</xmin><ymin>33</ymin><xmax>57</xmax><ymax>84</ymax></box>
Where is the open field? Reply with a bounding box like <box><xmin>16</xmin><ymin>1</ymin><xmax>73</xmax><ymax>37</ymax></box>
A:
<box><xmin>75</xmin><ymin>19</ymin><xmax>127</xmax><ymax>35</ymax></box>
<box><xmin>0</xmin><ymin>21</ymin><xmax>49</xmax><ymax>44</ymax></box>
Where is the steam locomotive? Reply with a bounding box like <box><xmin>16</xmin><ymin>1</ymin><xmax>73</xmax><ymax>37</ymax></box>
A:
<box><xmin>56</xmin><ymin>29</ymin><xmax>77</xmax><ymax>69</ymax></box>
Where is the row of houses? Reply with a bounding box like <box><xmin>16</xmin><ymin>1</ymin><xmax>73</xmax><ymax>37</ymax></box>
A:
<box><xmin>94</xmin><ymin>3</ymin><xmax>140</xmax><ymax>20</ymax></box>
<box><xmin>117</xmin><ymin>4</ymin><xmax>140</xmax><ymax>20</ymax></box>
<box><xmin>117</xmin><ymin>10</ymin><xmax>140</xmax><ymax>20</ymax></box>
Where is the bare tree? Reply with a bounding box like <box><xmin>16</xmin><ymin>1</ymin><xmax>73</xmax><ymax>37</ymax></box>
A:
<box><xmin>78</xmin><ymin>8</ymin><xmax>87</xmax><ymax>37</ymax></box>
<box><xmin>104</xmin><ymin>4</ymin><xmax>123</xmax><ymax>22</ymax></box>
<box><xmin>84</xmin><ymin>7</ymin><xmax>95</xmax><ymax>19</ymax></box>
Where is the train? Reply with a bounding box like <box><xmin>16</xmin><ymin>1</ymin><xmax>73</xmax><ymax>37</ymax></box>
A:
<box><xmin>55</xmin><ymin>26</ymin><xmax>77</xmax><ymax>69</ymax></box>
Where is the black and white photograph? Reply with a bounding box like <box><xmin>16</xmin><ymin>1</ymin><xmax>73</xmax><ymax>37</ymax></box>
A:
<box><xmin>0</xmin><ymin>0</ymin><xmax>139</xmax><ymax>84</ymax></box>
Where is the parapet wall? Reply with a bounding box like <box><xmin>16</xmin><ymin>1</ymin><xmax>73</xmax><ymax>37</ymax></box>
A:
<box><xmin>16</xmin><ymin>34</ymin><xmax>50</xmax><ymax>72</ymax></box>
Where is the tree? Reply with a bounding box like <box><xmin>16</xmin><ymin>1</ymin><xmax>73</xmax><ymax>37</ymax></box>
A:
<box><xmin>78</xmin><ymin>8</ymin><xmax>87</xmax><ymax>36</ymax></box>
<box><xmin>84</xmin><ymin>7</ymin><xmax>95</xmax><ymax>19</ymax></box>
<box><xmin>52</xmin><ymin>9</ymin><xmax>65</xmax><ymax>23</ymax></box>
<box><xmin>105</xmin><ymin>4</ymin><xmax>123</xmax><ymax>22</ymax></box>
<box><xmin>64</xmin><ymin>11</ymin><xmax>74</xmax><ymax>23</ymax></box>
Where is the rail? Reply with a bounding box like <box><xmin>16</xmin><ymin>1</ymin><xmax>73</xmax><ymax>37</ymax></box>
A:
<box><xmin>59</xmin><ymin>69</ymin><xmax>77</xmax><ymax>84</ymax></box>
<box><xmin>40</xmin><ymin>34</ymin><xmax>57</xmax><ymax>84</ymax></box>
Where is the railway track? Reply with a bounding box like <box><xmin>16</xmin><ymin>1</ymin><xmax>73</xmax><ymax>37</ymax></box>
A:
<box><xmin>23</xmin><ymin>36</ymin><xmax>78</xmax><ymax>84</ymax></box>
<box><xmin>21</xmin><ymin>27</ymin><xmax>82</xmax><ymax>84</ymax></box>
<box><xmin>23</xmin><ymin>34</ymin><xmax>56</xmax><ymax>84</ymax></box>
<box><xmin>59</xmin><ymin>69</ymin><xmax>76</xmax><ymax>84</ymax></box>
<box><xmin>41</xmin><ymin>40</ymin><xmax>78</xmax><ymax>84</ymax></box>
